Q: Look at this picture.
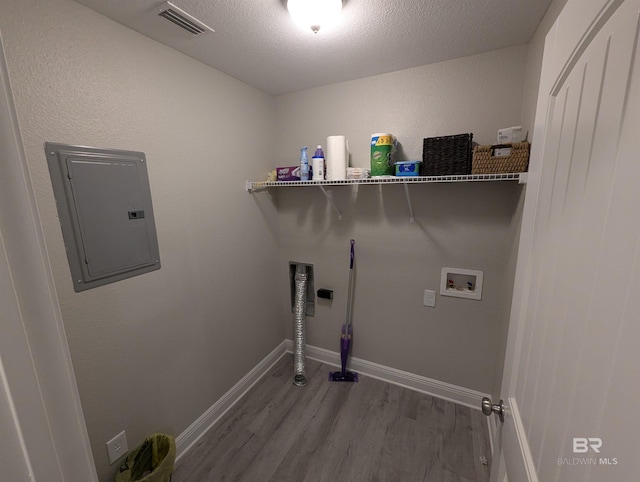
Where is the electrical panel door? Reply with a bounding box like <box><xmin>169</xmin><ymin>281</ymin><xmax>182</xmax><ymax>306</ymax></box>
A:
<box><xmin>46</xmin><ymin>143</ymin><xmax>161</xmax><ymax>291</ymax></box>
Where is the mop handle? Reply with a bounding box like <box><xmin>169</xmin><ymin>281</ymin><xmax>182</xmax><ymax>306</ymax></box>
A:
<box><xmin>345</xmin><ymin>239</ymin><xmax>355</xmax><ymax>327</ymax></box>
<box><xmin>350</xmin><ymin>239</ymin><xmax>354</xmax><ymax>269</ymax></box>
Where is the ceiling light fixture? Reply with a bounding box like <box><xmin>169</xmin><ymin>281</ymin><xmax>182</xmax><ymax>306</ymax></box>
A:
<box><xmin>287</xmin><ymin>0</ymin><xmax>343</xmax><ymax>34</ymax></box>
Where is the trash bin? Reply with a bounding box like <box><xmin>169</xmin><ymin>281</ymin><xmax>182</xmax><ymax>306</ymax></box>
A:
<box><xmin>115</xmin><ymin>433</ymin><xmax>176</xmax><ymax>482</ymax></box>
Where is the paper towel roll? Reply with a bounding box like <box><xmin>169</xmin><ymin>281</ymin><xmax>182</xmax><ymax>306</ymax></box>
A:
<box><xmin>326</xmin><ymin>135</ymin><xmax>348</xmax><ymax>181</ymax></box>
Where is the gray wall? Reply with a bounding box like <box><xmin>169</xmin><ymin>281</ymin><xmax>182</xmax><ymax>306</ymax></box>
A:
<box><xmin>0</xmin><ymin>0</ymin><xmax>282</xmax><ymax>481</ymax></box>
<box><xmin>273</xmin><ymin>46</ymin><xmax>528</xmax><ymax>395</ymax></box>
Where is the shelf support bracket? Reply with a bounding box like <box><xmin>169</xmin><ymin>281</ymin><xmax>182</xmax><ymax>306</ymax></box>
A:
<box><xmin>403</xmin><ymin>183</ymin><xmax>415</xmax><ymax>223</ymax></box>
<box><xmin>318</xmin><ymin>185</ymin><xmax>342</xmax><ymax>220</ymax></box>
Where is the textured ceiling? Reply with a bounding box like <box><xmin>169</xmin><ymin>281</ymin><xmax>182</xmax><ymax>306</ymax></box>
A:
<box><xmin>73</xmin><ymin>0</ymin><xmax>553</xmax><ymax>96</ymax></box>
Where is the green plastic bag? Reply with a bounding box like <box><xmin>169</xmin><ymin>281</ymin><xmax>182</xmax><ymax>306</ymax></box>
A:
<box><xmin>115</xmin><ymin>433</ymin><xmax>176</xmax><ymax>482</ymax></box>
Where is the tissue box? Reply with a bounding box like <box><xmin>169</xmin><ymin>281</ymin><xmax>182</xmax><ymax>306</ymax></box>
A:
<box><xmin>497</xmin><ymin>126</ymin><xmax>526</xmax><ymax>144</ymax></box>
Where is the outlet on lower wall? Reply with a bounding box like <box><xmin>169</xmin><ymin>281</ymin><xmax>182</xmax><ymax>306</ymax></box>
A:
<box><xmin>423</xmin><ymin>289</ymin><xmax>436</xmax><ymax>308</ymax></box>
<box><xmin>106</xmin><ymin>430</ymin><xmax>128</xmax><ymax>465</ymax></box>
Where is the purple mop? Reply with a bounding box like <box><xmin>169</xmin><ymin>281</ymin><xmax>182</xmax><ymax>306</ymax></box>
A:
<box><xmin>329</xmin><ymin>239</ymin><xmax>359</xmax><ymax>382</ymax></box>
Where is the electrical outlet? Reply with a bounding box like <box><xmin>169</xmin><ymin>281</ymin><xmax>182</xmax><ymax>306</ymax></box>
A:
<box><xmin>106</xmin><ymin>430</ymin><xmax>128</xmax><ymax>465</ymax></box>
<box><xmin>423</xmin><ymin>289</ymin><xmax>436</xmax><ymax>308</ymax></box>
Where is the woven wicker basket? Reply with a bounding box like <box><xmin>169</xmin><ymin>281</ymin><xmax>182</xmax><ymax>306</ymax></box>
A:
<box><xmin>472</xmin><ymin>142</ymin><xmax>530</xmax><ymax>174</ymax></box>
<box><xmin>422</xmin><ymin>133</ymin><xmax>473</xmax><ymax>176</ymax></box>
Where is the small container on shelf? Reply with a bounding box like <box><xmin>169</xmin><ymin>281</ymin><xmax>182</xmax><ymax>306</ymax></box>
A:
<box><xmin>346</xmin><ymin>167</ymin><xmax>369</xmax><ymax>180</ymax></box>
<box><xmin>276</xmin><ymin>166</ymin><xmax>301</xmax><ymax>181</ymax></box>
<box><xmin>395</xmin><ymin>160</ymin><xmax>422</xmax><ymax>176</ymax></box>
<box><xmin>276</xmin><ymin>165</ymin><xmax>314</xmax><ymax>181</ymax></box>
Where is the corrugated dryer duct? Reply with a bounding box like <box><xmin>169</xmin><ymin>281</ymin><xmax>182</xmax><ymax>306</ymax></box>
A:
<box><xmin>289</xmin><ymin>262</ymin><xmax>314</xmax><ymax>316</ymax></box>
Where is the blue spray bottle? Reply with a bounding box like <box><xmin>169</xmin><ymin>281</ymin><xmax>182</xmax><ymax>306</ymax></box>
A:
<box><xmin>300</xmin><ymin>146</ymin><xmax>309</xmax><ymax>181</ymax></box>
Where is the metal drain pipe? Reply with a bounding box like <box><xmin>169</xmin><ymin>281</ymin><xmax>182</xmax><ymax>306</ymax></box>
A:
<box><xmin>293</xmin><ymin>264</ymin><xmax>308</xmax><ymax>386</ymax></box>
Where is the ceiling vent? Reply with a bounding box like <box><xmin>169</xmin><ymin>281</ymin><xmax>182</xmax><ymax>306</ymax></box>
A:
<box><xmin>158</xmin><ymin>1</ymin><xmax>214</xmax><ymax>36</ymax></box>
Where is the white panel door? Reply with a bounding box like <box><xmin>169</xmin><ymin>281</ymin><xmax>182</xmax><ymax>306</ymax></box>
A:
<box><xmin>0</xmin><ymin>246</ymin><xmax>34</xmax><ymax>482</ymax></box>
<box><xmin>492</xmin><ymin>0</ymin><xmax>640</xmax><ymax>481</ymax></box>
<box><xmin>0</xmin><ymin>29</ymin><xmax>99</xmax><ymax>482</ymax></box>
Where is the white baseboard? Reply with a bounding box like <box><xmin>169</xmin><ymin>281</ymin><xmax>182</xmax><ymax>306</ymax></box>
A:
<box><xmin>285</xmin><ymin>340</ymin><xmax>490</xmax><ymax>410</ymax></box>
<box><xmin>175</xmin><ymin>339</ymin><xmax>491</xmax><ymax>465</ymax></box>
<box><xmin>174</xmin><ymin>340</ymin><xmax>288</xmax><ymax>464</ymax></box>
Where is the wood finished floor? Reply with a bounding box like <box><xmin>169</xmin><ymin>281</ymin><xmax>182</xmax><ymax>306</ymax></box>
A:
<box><xmin>172</xmin><ymin>355</ymin><xmax>491</xmax><ymax>482</ymax></box>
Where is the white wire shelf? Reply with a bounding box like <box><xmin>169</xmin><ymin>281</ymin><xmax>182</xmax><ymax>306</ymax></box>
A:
<box><xmin>245</xmin><ymin>172</ymin><xmax>527</xmax><ymax>222</ymax></box>
<box><xmin>245</xmin><ymin>172</ymin><xmax>527</xmax><ymax>193</ymax></box>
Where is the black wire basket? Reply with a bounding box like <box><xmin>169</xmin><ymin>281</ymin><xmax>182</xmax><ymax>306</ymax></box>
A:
<box><xmin>422</xmin><ymin>133</ymin><xmax>473</xmax><ymax>176</ymax></box>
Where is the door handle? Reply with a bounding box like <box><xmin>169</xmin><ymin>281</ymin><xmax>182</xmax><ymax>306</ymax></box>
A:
<box><xmin>481</xmin><ymin>397</ymin><xmax>505</xmax><ymax>423</ymax></box>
